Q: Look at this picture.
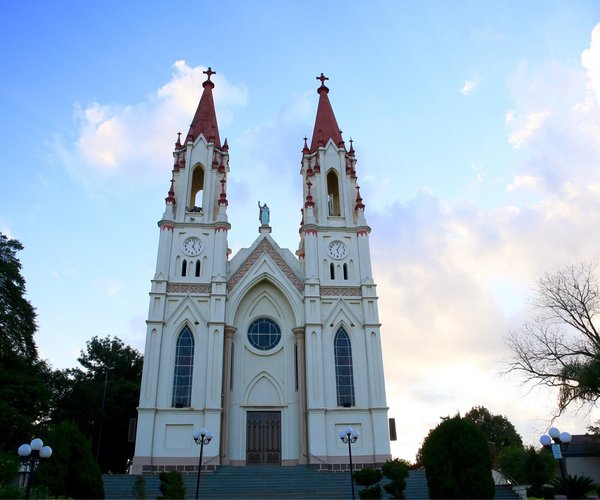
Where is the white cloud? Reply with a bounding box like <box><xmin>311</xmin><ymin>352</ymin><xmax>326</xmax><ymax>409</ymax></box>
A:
<box><xmin>581</xmin><ymin>23</ymin><xmax>600</xmax><ymax>109</ymax></box>
<box><xmin>58</xmin><ymin>61</ymin><xmax>248</xmax><ymax>184</ymax></box>
<box><xmin>507</xmin><ymin>111</ymin><xmax>550</xmax><ymax>149</ymax></box>
<box><xmin>460</xmin><ymin>78</ymin><xmax>479</xmax><ymax>95</ymax></box>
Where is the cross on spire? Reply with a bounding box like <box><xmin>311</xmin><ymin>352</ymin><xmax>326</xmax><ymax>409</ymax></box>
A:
<box><xmin>316</xmin><ymin>73</ymin><xmax>329</xmax><ymax>87</ymax></box>
<box><xmin>204</xmin><ymin>67</ymin><xmax>216</xmax><ymax>81</ymax></box>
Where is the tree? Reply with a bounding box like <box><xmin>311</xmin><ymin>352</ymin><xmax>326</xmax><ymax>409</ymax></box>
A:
<box><xmin>0</xmin><ymin>233</ymin><xmax>50</xmax><ymax>452</ymax></box>
<box><xmin>50</xmin><ymin>336</ymin><xmax>143</xmax><ymax>473</ymax></box>
<box><xmin>35</xmin><ymin>421</ymin><xmax>104</xmax><ymax>499</ymax></box>
<box><xmin>420</xmin><ymin>415</ymin><xmax>495</xmax><ymax>499</ymax></box>
<box><xmin>464</xmin><ymin>406</ymin><xmax>522</xmax><ymax>453</ymax></box>
<box><xmin>505</xmin><ymin>263</ymin><xmax>600</xmax><ymax>413</ymax></box>
<box><xmin>0</xmin><ymin>233</ymin><xmax>37</xmax><ymax>361</ymax></box>
<box><xmin>497</xmin><ymin>446</ymin><xmax>554</xmax><ymax>496</ymax></box>
<box><xmin>382</xmin><ymin>459</ymin><xmax>410</xmax><ymax>499</ymax></box>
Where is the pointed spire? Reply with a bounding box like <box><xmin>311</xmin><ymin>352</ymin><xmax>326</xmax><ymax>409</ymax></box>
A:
<box><xmin>165</xmin><ymin>178</ymin><xmax>176</xmax><ymax>204</ymax></box>
<box><xmin>305</xmin><ymin>180</ymin><xmax>315</xmax><ymax>208</ymax></box>
<box><xmin>218</xmin><ymin>178</ymin><xmax>228</xmax><ymax>206</ymax></box>
<box><xmin>223</xmin><ymin>138</ymin><xmax>229</xmax><ymax>151</ymax></box>
<box><xmin>348</xmin><ymin>138</ymin><xmax>355</xmax><ymax>156</ymax></box>
<box><xmin>355</xmin><ymin>185</ymin><xmax>365</xmax><ymax>211</ymax></box>
<box><xmin>302</xmin><ymin>136</ymin><xmax>309</xmax><ymax>154</ymax></box>
<box><xmin>309</xmin><ymin>73</ymin><xmax>343</xmax><ymax>152</ymax></box>
<box><xmin>186</xmin><ymin>67</ymin><xmax>221</xmax><ymax>147</ymax></box>
<box><xmin>175</xmin><ymin>132</ymin><xmax>182</xmax><ymax>149</ymax></box>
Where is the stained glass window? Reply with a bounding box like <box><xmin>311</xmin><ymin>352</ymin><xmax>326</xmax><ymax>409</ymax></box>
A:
<box><xmin>334</xmin><ymin>328</ymin><xmax>355</xmax><ymax>407</ymax></box>
<box><xmin>172</xmin><ymin>326</ymin><xmax>194</xmax><ymax>407</ymax></box>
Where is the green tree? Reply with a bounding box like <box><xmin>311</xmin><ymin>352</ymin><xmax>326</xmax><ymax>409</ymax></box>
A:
<box><xmin>158</xmin><ymin>471</ymin><xmax>185</xmax><ymax>499</ymax></box>
<box><xmin>0</xmin><ymin>233</ymin><xmax>50</xmax><ymax>452</ymax></box>
<box><xmin>497</xmin><ymin>445</ymin><xmax>554</xmax><ymax>495</ymax></box>
<box><xmin>354</xmin><ymin>468</ymin><xmax>382</xmax><ymax>499</ymax></box>
<box><xmin>505</xmin><ymin>263</ymin><xmax>600</xmax><ymax>413</ymax></box>
<box><xmin>50</xmin><ymin>336</ymin><xmax>143</xmax><ymax>473</ymax></box>
<box><xmin>464</xmin><ymin>406</ymin><xmax>523</xmax><ymax>453</ymax></box>
<box><xmin>420</xmin><ymin>415</ymin><xmax>495</xmax><ymax>499</ymax></box>
<box><xmin>36</xmin><ymin>421</ymin><xmax>104</xmax><ymax>499</ymax></box>
<box><xmin>382</xmin><ymin>459</ymin><xmax>410</xmax><ymax>499</ymax></box>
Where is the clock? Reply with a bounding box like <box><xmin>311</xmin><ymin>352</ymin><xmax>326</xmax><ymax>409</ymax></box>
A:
<box><xmin>182</xmin><ymin>236</ymin><xmax>203</xmax><ymax>256</ymax></box>
<box><xmin>327</xmin><ymin>240</ymin><xmax>348</xmax><ymax>259</ymax></box>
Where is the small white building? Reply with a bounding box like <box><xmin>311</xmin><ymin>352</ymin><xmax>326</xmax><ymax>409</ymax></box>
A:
<box><xmin>131</xmin><ymin>71</ymin><xmax>392</xmax><ymax>473</ymax></box>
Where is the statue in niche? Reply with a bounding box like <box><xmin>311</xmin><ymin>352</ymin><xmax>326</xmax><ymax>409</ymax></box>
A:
<box><xmin>258</xmin><ymin>201</ymin><xmax>270</xmax><ymax>225</ymax></box>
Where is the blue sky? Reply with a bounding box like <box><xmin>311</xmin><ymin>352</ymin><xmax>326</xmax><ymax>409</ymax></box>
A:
<box><xmin>2</xmin><ymin>1</ymin><xmax>600</xmax><ymax>460</ymax></box>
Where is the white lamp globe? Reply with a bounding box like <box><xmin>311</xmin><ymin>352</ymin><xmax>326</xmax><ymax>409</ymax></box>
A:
<box><xmin>351</xmin><ymin>429</ymin><xmax>359</xmax><ymax>439</ymax></box>
<box><xmin>193</xmin><ymin>430</ymin><xmax>201</xmax><ymax>440</ymax></box>
<box><xmin>18</xmin><ymin>444</ymin><xmax>31</xmax><ymax>457</ymax></box>
<box><xmin>206</xmin><ymin>432</ymin><xmax>213</xmax><ymax>441</ymax></box>
<box><xmin>560</xmin><ymin>432</ymin><xmax>572</xmax><ymax>444</ymax></box>
<box><xmin>40</xmin><ymin>446</ymin><xmax>52</xmax><ymax>459</ymax></box>
<box><xmin>339</xmin><ymin>430</ymin><xmax>346</xmax><ymax>440</ymax></box>
<box><xmin>548</xmin><ymin>427</ymin><xmax>560</xmax><ymax>439</ymax></box>
<box><xmin>344</xmin><ymin>426</ymin><xmax>352</xmax><ymax>436</ymax></box>
<box><xmin>30</xmin><ymin>438</ymin><xmax>43</xmax><ymax>451</ymax></box>
<box><xmin>199</xmin><ymin>428</ymin><xmax>207</xmax><ymax>437</ymax></box>
<box><xmin>540</xmin><ymin>435</ymin><xmax>551</xmax><ymax>446</ymax></box>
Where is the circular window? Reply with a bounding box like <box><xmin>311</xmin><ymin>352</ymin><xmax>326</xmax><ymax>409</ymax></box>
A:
<box><xmin>247</xmin><ymin>318</ymin><xmax>281</xmax><ymax>351</ymax></box>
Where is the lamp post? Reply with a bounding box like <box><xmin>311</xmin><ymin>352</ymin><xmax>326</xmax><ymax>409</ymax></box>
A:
<box><xmin>540</xmin><ymin>427</ymin><xmax>571</xmax><ymax>498</ymax></box>
<box><xmin>96</xmin><ymin>366</ymin><xmax>112</xmax><ymax>465</ymax></box>
<box><xmin>339</xmin><ymin>426</ymin><xmax>359</xmax><ymax>500</ymax></box>
<box><xmin>17</xmin><ymin>438</ymin><xmax>52</xmax><ymax>499</ymax></box>
<box><xmin>193</xmin><ymin>428</ymin><xmax>212</xmax><ymax>500</ymax></box>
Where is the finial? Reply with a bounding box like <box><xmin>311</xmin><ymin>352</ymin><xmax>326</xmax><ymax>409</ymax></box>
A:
<box><xmin>218</xmin><ymin>178</ymin><xmax>228</xmax><ymax>206</ymax></box>
<box><xmin>302</xmin><ymin>136</ymin><xmax>309</xmax><ymax>153</ymax></box>
<box><xmin>204</xmin><ymin>67</ymin><xmax>216</xmax><ymax>81</ymax></box>
<box><xmin>316</xmin><ymin>73</ymin><xmax>329</xmax><ymax>87</ymax></box>
<box><xmin>355</xmin><ymin>185</ymin><xmax>365</xmax><ymax>210</ymax></box>
<box><xmin>176</xmin><ymin>132</ymin><xmax>182</xmax><ymax>148</ymax></box>
<box><xmin>305</xmin><ymin>180</ymin><xmax>315</xmax><ymax>208</ymax></box>
<box><xmin>223</xmin><ymin>138</ymin><xmax>229</xmax><ymax>151</ymax></box>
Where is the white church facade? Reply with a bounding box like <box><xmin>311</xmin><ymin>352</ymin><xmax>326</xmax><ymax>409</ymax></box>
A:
<box><xmin>131</xmin><ymin>70</ymin><xmax>391</xmax><ymax>473</ymax></box>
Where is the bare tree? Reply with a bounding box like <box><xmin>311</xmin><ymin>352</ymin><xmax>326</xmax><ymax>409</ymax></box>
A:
<box><xmin>505</xmin><ymin>263</ymin><xmax>600</xmax><ymax>413</ymax></box>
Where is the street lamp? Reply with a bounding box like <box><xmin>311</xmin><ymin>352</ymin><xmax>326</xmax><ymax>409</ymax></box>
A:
<box><xmin>17</xmin><ymin>438</ymin><xmax>52</xmax><ymax>499</ymax></box>
<box><xmin>339</xmin><ymin>426</ymin><xmax>359</xmax><ymax>500</ymax></box>
<box><xmin>193</xmin><ymin>428</ymin><xmax>212</xmax><ymax>500</ymax></box>
<box><xmin>540</xmin><ymin>427</ymin><xmax>571</xmax><ymax>497</ymax></box>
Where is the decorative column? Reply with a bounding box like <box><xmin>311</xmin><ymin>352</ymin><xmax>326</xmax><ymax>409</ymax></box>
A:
<box><xmin>220</xmin><ymin>326</ymin><xmax>236</xmax><ymax>464</ymax></box>
<box><xmin>293</xmin><ymin>327</ymin><xmax>308</xmax><ymax>464</ymax></box>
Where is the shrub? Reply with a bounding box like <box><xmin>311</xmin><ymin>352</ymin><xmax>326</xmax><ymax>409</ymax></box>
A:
<box><xmin>420</xmin><ymin>415</ymin><xmax>495</xmax><ymax>499</ymax></box>
<box><xmin>550</xmin><ymin>474</ymin><xmax>598</xmax><ymax>499</ymax></box>
<box><xmin>132</xmin><ymin>475</ymin><xmax>145</xmax><ymax>499</ymax></box>
<box><xmin>354</xmin><ymin>468</ymin><xmax>382</xmax><ymax>499</ymax></box>
<box><xmin>158</xmin><ymin>471</ymin><xmax>185</xmax><ymax>499</ymax></box>
<box><xmin>382</xmin><ymin>459</ymin><xmax>410</xmax><ymax>499</ymax></box>
<box><xmin>35</xmin><ymin>421</ymin><xmax>104</xmax><ymax>499</ymax></box>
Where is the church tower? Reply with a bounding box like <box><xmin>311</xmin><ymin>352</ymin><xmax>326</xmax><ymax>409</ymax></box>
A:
<box><xmin>131</xmin><ymin>71</ymin><xmax>390</xmax><ymax>473</ymax></box>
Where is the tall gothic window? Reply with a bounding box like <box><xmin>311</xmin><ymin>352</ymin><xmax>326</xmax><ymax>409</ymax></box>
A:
<box><xmin>334</xmin><ymin>328</ymin><xmax>355</xmax><ymax>407</ymax></box>
<box><xmin>172</xmin><ymin>326</ymin><xmax>194</xmax><ymax>408</ymax></box>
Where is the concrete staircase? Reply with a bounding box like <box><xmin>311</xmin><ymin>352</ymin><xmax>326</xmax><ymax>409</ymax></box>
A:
<box><xmin>103</xmin><ymin>467</ymin><xmax>517</xmax><ymax>499</ymax></box>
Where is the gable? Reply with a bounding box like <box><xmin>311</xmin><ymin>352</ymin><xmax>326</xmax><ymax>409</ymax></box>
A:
<box><xmin>228</xmin><ymin>238</ymin><xmax>304</xmax><ymax>293</ymax></box>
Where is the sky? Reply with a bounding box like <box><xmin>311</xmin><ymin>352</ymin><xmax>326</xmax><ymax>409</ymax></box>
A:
<box><xmin>2</xmin><ymin>1</ymin><xmax>600</xmax><ymax>460</ymax></box>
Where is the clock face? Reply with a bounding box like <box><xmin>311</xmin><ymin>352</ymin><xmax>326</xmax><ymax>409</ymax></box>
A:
<box><xmin>182</xmin><ymin>236</ymin><xmax>203</xmax><ymax>256</ymax></box>
<box><xmin>327</xmin><ymin>240</ymin><xmax>348</xmax><ymax>260</ymax></box>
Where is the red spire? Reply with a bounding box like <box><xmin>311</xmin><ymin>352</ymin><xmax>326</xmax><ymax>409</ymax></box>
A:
<box><xmin>218</xmin><ymin>178</ymin><xmax>228</xmax><ymax>206</ymax></box>
<box><xmin>186</xmin><ymin>67</ymin><xmax>221</xmax><ymax>147</ymax></box>
<box><xmin>165</xmin><ymin>178</ymin><xmax>175</xmax><ymax>204</ymax></box>
<box><xmin>309</xmin><ymin>73</ymin><xmax>343</xmax><ymax>152</ymax></box>
<box><xmin>355</xmin><ymin>185</ymin><xmax>365</xmax><ymax>210</ymax></box>
<box><xmin>305</xmin><ymin>180</ymin><xmax>315</xmax><ymax>208</ymax></box>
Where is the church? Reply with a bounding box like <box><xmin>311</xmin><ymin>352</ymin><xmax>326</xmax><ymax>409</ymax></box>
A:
<box><xmin>131</xmin><ymin>70</ymin><xmax>391</xmax><ymax>473</ymax></box>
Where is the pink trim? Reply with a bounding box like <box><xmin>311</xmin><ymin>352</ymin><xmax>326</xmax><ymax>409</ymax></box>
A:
<box><xmin>161</xmin><ymin>224</ymin><xmax>174</xmax><ymax>231</ymax></box>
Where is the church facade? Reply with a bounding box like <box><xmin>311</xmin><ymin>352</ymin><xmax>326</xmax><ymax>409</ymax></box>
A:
<box><xmin>131</xmin><ymin>70</ymin><xmax>391</xmax><ymax>472</ymax></box>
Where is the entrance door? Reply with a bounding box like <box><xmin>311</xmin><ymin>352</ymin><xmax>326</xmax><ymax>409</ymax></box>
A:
<box><xmin>246</xmin><ymin>411</ymin><xmax>281</xmax><ymax>465</ymax></box>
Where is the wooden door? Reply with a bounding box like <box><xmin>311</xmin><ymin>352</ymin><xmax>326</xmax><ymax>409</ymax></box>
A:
<box><xmin>246</xmin><ymin>411</ymin><xmax>281</xmax><ymax>465</ymax></box>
